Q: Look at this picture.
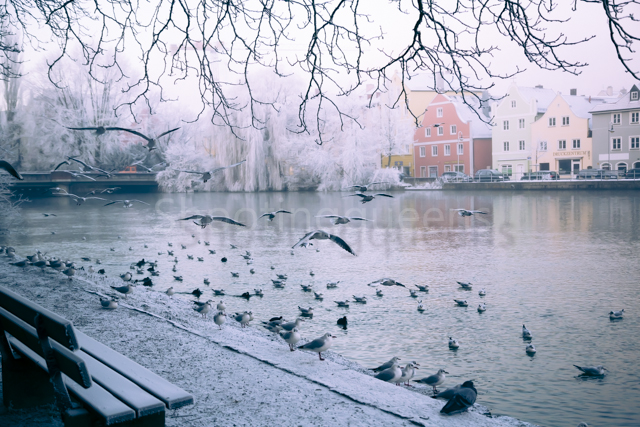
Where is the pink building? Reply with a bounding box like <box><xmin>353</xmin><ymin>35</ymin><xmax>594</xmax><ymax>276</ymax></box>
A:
<box><xmin>413</xmin><ymin>94</ymin><xmax>492</xmax><ymax>178</ymax></box>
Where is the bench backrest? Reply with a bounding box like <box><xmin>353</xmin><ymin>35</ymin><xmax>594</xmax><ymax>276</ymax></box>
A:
<box><xmin>0</xmin><ymin>286</ymin><xmax>79</xmax><ymax>351</ymax></box>
<box><xmin>0</xmin><ymin>306</ymin><xmax>92</xmax><ymax>388</ymax></box>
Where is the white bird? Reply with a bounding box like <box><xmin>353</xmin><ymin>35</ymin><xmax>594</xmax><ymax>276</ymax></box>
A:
<box><xmin>259</xmin><ymin>210</ymin><xmax>292</xmax><ymax>221</ymax></box>
<box><xmin>376</xmin><ymin>289</ymin><xmax>383</xmax><ymax>297</ymax></box>
<box><xmin>414</xmin><ymin>368</ymin><xmax>448</xmax><ymax>394</ymax></box>
<box><xmin>100</xmin><ymin>297</ymin><xmax>118</xmax><ymax>309</ymax></box>
<box><xmin>292</xmin><ymin>230</ymin><xmax>356</xmax><ymax>255</ymax></box>
<box><xmin>409</xmin><ymin>289</ymin><xmax>418</xmax><ymax>298</ymax></box>
<box><xmin>609</xmin><ymin>309</ymin><xmax>624</xmax><ymax>320</ymax></box>
<box><xmin>417</xmin><ymin>301</ymin><xmax>425</xmax><ymax>312</ymax></box>
<box><xmin>216</xmin><ymin>300</ymin><xmax>226</xmax><ymax>311</ymax></box>
<box><xmin>452</xmin><ymin>209</ymin><xmax>488</xmax><ymax>217</ymax></box>
<box><xmin>415</xmin><ymin>284</ymin><xmax>429</xmax><ymax>292</ymax></box>
<box><xmin>457</xmin><ymin>281</ymin><xmax>473</xmax><ymax>289</ymax></box>
<box><xmin>522</xmin><ymin>324</ymin><xmax>533</xmax><ymax>340</ymax></box>
<box><xmin>177</xmin><ymin>214</ymin><xmax>245</xmax><ymax>229</ymax></box>
<box><xmin>346</xmin><ymin>193</ymin><xmax>394</xmax><ymax>204</ymax></box>
<box><xmin>280</xmin><ymin>327</ymin><xmax>301</xmax><ymax>351</ymax></box>
<box><xmin>454</xmin><ymin>299</ymin><xmax>468</xmax><ymax>307</ymax></box>
<box><xmin>173</xmin><ymin>159</ymin><xmax>246</xmax><ymax>182</ymax></box>
<box><xmin>477</xmin><ymin>303</ymin><xmax>486</xmax><ymax>313</ymax></box>
<box><xmin>103</xmin><ymin>199</ymin><xmax>150</xmax><ymax>208</ymax></box>
<box><xmin>352</xmin><ymin>295</ymin><xmax>367</xmax><ymax>303</ymax></box>
<box><xmin>300</xmin><ymin>284</ymin><xmax>313</xmax><ymax>292</ymax></box>
<box><xmin>233</xmin><ymin>311</ymin><xmax>252</xmax><ymax>328</ymax></box>
<box><xmin>335</xmin><ymin>300</ymin><xmax>350</xmax><ymax>307</ymax></box>
<box><xmin>314</xmin><ymin>292</ymin><xmax>324</xmax><ymax>300</ymax></box>
<box><xmin>479</xmin><ymin>288</ymin><xmax>486</xmax><ymax>296</ymax></box>
<box><xmin>574</xmin><ymin>365</ymin><xmax>607</xmax><ymax>376</ymax></box>
<box><xmin>166</xmin><ymin>287</ymin><xmax>175</xmax><ymax>298</ymax></box>
<box><xmin>298</xmin><ymin>306</ymin><xmax>314</xmax><ymax>315</ymax></box>
<box><xmin>375</xmin><ymin>362</ymin><xmax>402</xmax><ymax>384</ymax></box>
<box><xmin>297</xmin><ymin>333</ymin><xmax>336</xmax><ymax>360</ymax></box>
<box><xmin>120</xmin><ymin>272</ymin><xmax>132</xmax><ymax>282</ymax></box>
<box><xmin>280</xmin><ymin>318</ymin><xmax>305</xmax><ymax>332</ymax></box>
<box><xmin>315</xmin><ymin>215</ymin><xmax>372</xmax><ymax>225</ymax></box>
<box><xmin>526</xmin><ymin>344</ymin><xmax>536</xmax><ymax>355</ymax></box>
<box><xmin>326</xmin><ymin>281</ymin><xmax>339</xmax><ymax>288</ymax></box>
<box><xmin>194</xmin><ymin>302</ymin><xmax>211</xmax><ymax>318</ymax></box>
<box><xmin>214</xmin><ymin>312</ymin><xmax>226</xmax><ymax>329</ymax></box>
<box><xmin>449</xmin><ymin>337</ymin><xmax>459</xmax><ymax>349</ymax></box>
<box><xmin>372</xmin><ymin>357</ymin><xmax>401</xmax><ymax>372</ymax></box>
<box><xmin>397</xmin><ymin>362</ymin><xmax>420</xmax><ymax>386</ymax></box>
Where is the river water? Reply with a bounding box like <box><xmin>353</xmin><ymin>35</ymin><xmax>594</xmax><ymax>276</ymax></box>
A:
<box><xmin>4</xmin><ymin>190</ymin><xmax>640</xmax><ymax>427</ymax></box>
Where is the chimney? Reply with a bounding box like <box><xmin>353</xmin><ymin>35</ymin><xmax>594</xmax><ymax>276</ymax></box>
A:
<box><xmin>570</xmin><ymin>89</ymin><xmax>577</xmax><ymax>96</ymax></box>
<box><xmin>607</xmin><ymin>86</ymin><xmax>613</xmax><ymax>96</ymax></box>
<box><xmin>535</xmin><ymin>85</ymin><xmax>543</xmax><ymax>89</ymax></box>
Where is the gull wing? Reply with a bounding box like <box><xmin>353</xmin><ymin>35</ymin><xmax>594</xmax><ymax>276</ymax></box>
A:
<box><xmin>258</xmin><ymin>213</ymin><xmax>271</xmax><ymax>219</ymax></box>
<box><xmin>328</xmin><ymin>234</ymin><xmax>357</xmax><ymax>256</ymax></box>
<box><xmin>67</xmin><ymin>126</ymin><xmax>100</xmax><ymax>131</ymax></box>
<box><xmin>69</xmin><ymin>172</ymin><xmax>96</xmax><ymax>181</ymax></box>
<box><xmin>292</xmin><ymin>230</ymin><xmax>319</xmax><ymax>249</ymax></box>
<box><xmin>173</xmin><ymin>169</ymin><xmax>204</xmax><ymax>175</ymax></box>
<box><xmin>177</xmin><ymin>215</ymin><xmax>205</xmax><ymax>221</ymax></box>
<box><xmin>275</xmin><ymin>210</ymin><xmax>292</xmax><ymax>214</ymax></box>
<box><xmin>344</xmin><ymin>185</ymin><xmax>362</xmax><ymax>190</ymax></box>
<box><xmin>53</xmin><ymin>160</ymin><xmax>70</xmax><ymax>171</ymax></box>
<box><xmin>103</xmin><ymin>199</ymin><xmax>122</xmax><ymax>206</ymax></box>
<box><xmin>348</xmin><ymin>217</ymin><xmax>372</xmax><ymax>221</ymax></box>
<box><xmin>210</xmin><ymin>159</ymin><xmax>247</xmax><ymax>174</ymax></box>
<box><xmin>104</xmin><ymin>127</ymin><xmax>152</xmax><ymax>142</ymax></box>
<box><xmin>211</xmin><ymin>217</ymin><xmax>246</xmax><ymax>227</ymax></box>
<box><xmin>373</xmin><ymin>193</ymin><xmax>394</xmax><ymax>198</ymax></box>
<box><xmin>155</xmin><ymin>127</ymin><xmax>181</xmax><ymax>139</ymax></box>
<box><xmin>316</xmin><ymin>215</ymin><xmax>340</xmax><ymax>219</ymax></box>
<box><xmin>67</xmin><ymin>157</ymin><xmax>91</xmax><ymax>169</ymax></box>
<box><xmin>344</xmin><ymin>193</ymin><xmax>367</xmax><ymax>198</ymax></box>
<box><xmin>469</xmin><ymin>210</ymin><xmax>487</xmax><ymax>214</ymax></box>
<box><xmin>100</xmin><ymin>187</ymin><xmax>121</xmax><ymax>193</ymax></box>
<box><xmin>0</xmin><ymin>160</ymin><xmax>23</xmax><ymax>180</ymax></box>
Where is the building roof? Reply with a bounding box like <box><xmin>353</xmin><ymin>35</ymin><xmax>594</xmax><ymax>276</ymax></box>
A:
<box><xmin>449</xmin><ymin>95</ymin><xmax>492</xmax><ymax>139</ymax></box>
<box><xmin>514</xmin><ymin>85</ymin><xmax>557</xmax><ymax>113</ymax></box>
<box><xmin>589</xmin><ymin>85</ymin><xmax>640</xmax><ymax>114</ymax></box>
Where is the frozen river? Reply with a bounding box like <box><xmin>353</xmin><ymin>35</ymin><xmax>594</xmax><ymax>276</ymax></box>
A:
<box><xmin>5</xmin><ymin>189</ymin><xmax>640</xmax><ymax>427</ymax></box>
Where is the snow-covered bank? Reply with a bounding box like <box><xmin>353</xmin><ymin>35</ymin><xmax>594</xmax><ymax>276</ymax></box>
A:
<box><xmin>0</xmin><ymin>257</ymin><xmax>535</xmax><ymax>427</ymax></box>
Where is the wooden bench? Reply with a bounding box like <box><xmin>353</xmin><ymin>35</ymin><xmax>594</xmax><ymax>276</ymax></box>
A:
<box><xmin>0</xmin><ymin>286</ymin><xmax>194</xmax><ymax>426</ymax></box>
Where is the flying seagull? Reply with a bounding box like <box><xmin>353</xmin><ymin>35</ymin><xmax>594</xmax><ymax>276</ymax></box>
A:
<box><xmin>104</xmin><ymin>200</ymin><xmax>150</xmax><ymax>208</ymax></box>
<box><xmin>315</xmin><ymin>215</ymin><xmax>372</xmax><ymax>225</ymax></box>
<box><xmin>53</xmin><ymin>189</ymin><xmax>107</xmax><ymax>206</ymax></box>
<box><xmin>292</xmin><ymin>230</ymin><xmax>356</xmax><ymax>256</ymax></box>
<box><xmin>67</xmin><ymin>126</ymin><xmax>180</xmax><ymax>151</ymax></box>
<box><xmin>0</xmin><ymin>160</ymin><xmax>23</xmax><ymax>180</ymax></box>
<box><xmin>345</xmin><ymin>193</ymin><xmax>394</xmax><ymax>204</ymax></box>
<box><xmin>451</xmin><ymin>209</ymin><xmax>487</xmax><ymax>217</ymax></box>
<box><xmin>177</xmin><ymin>214</ymin><xmax>246</xmax><ymax>229</ymax></box>
<box><xmin>173</xmin><ymin>159</ymin><xmax>246</xmax><ymax>182</ymax></box>
<box><xmin>344</xmin><ymin>182</ymin><xmax>388</xmax><ymax>192</ymax></box>
<box><xmin>65</xmin><ymin>157</ymin><xmax>113</xmax><ymax>177</ymax></box>
<box><xmin>259</xmin><ymin>210</ymin><xmax>292</xmax><ymax>221</ymax></box>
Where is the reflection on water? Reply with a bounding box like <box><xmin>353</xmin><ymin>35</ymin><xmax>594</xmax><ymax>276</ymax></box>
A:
<box><xmin>4</xmin><ymin>190</ymin><xmax>640</xmax><ymax>427</ymax></box>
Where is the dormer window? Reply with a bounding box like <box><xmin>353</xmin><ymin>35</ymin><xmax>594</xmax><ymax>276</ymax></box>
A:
<box><xmin>632</xmin><ymin>91</ymin><xmax>639</xmax><ymax>101</ymax></box>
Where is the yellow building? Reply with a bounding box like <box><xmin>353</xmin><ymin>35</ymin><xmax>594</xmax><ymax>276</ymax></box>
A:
<box><xmin>381</xmin><ymin>154</ymin><xmax>414</xmax><ymax>177</ymax></box>
<box><xmin>531</xmin><ymin>94</ymin><xmax>601</xmax><ymax>176</ymax></box>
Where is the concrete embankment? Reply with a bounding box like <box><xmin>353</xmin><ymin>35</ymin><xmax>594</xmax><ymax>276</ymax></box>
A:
<box><xmin>444</xmin><ymin>180</ymin><xmax>640</xmax><ymax>191</ymax></box>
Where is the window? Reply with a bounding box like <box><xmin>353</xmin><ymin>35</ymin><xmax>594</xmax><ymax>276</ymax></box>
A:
<box><xmin>503</xmin><ymin>120</ymin><xmax>509</xmax><ymax>130</ymax></box>
<box><xmin>634</xmin><ymin>161</ymin><xmax>640</xmax><ymax>169</ymax></box>
<box><xmin>539</xmin><ymin>163</ymin><xmax>550</xmax><ymax>171</ymax></box>
<box><xmin>428</xmin><ymin>166</ymin><xmax>438</xmax><ymax>177</ymax></box>
<box><xmin>501</xmin><ymin>164</ymin><xmax>513</xmax><ymax>176</ymax></box>
<box><xmin>617</xmin><ymin>162</ymin><xmax>628</xmax><ymax>172</ymax></box>
<box><xmin>437</xmin><ymin>126</ymin><xmax>444</xmax><ymax>136</ymax></box>
<box><xmin>572</xmin><ymin>139</ymin><xmax>581</xmax><ymax>149</ymax></box>
<box><xmin>548</xmin><ymin>117</ymin><xmax>556</xmax><ymax>127</ymax></box>
<box><xmin>539</xmin><ymin>141</ymin><xmax>548</xmax><ymax>151</ymax></box>
<box><xmin>450</xmin><ymin>125</ymin><xmax>457</xmax><ymax>135</ymax></box>
<box><xmin>558</xmin><ymin>140</ymin><xmax>566</xmax><ymax>150</ymax></box>
<box><xmin>437</xmin><ymin>108</ymin><xmax>443</xmax><ymax>117</ymax></box>
<box><xmin>444</xmin><ymin>144</ymin><xmax>451</xmax><ymax>156</ymax></box>
<box><xmin>519</xmin><ymin>140</ymin><xmax>525</xmax><ymax>150</ymax></box>
<box><xmin>612</xmin><ymin>137</ymin><xmax>621</xmax><ymax>150</ymax></box>
<box><xmin>425</xmin><ymin>127</ymin><xmax>431</xmax><ymax>137</ymax></box>
<box><xmin>631</xmin><ymin>112</ymin><xmax>639</xmax><ymax>124</ymax></box>
<box><xmin>511</xmin><ymin>100</ymin><xmax>516</xmax><ymax>108</ymax></box>
<box><xmin>631</xmin><ymin>136</ymin><xmax>640</xmax><ymax>150</ymax></box>
<box><xmin>503</xmin><ymin>141</ymin><xmax>510</xmax><ymax>151</ymax></box>
<box><xmin>444</xmin><ymin>165</ymin><xmax>451</xmax><ymax>172</ymax></box>
<box><xmin>632</xmin><ymin>92</ymin><xmax>639</xmax><ymax>101</ymax></box>
<box><xmin>420</xmin><ymin>166</ymin><xmax>426</xmax><ymax>178</ymax></box>
<box><xmin>519</xmin><ymin>119</ymin><xmax>525</xmax><ymax>129</ymax></box>
<box><xmin>457</xmin><ymin>143</ymin><xmax>464</xmax><ymax>155</ymax></box>
<box><xmin>454</xmin><ymin>164</ymin><xmax>465</xmax><ymax>173</ymax></box>
<box><xmin>612</xmin><ymin>113</ymin><xmax>621</xmax><ymax>124</ymax></box>
<box><xmin>419</xmin><ymin>146</ymin><xmax>426</xmax><ymax>157</ymax></box>
<box><xmin>562</xmin><ymin>116</ymin><xmax>570</xmax><ymax>126</ymax></box>
<box><xmin>432</xmin><ymin>145</ymin><xmax>438</xmax><ymax>156</ymax></box>
<box><xmin>602</xmin><ymin>162</ymin><xmax>611</xmax><ymax>170</ymax></box>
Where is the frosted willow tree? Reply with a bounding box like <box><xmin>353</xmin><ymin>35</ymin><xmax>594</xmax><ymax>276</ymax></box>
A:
<box><xmin>0</xmin><ymin>0</ymin><xmax>637</xmax><ymax>145</ymax></box>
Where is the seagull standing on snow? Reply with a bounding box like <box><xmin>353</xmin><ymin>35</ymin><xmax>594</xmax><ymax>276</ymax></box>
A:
<box><xmin>173</xmin><ymin>159</ymin><xmax>246</xmax><ymax>182</ymax></box>
<box><xmin>292</xmin><ymin>230</ymin><xmax>356</xmax><ymax>255</ymax></box>
<box><xmin>214</xmin><ymin>312</ymin><xmax>226</xmax><ymax>329</ymax></box>
<box><xmin>110</xmin><ymin>284</ymin><xmax>133</xmax><ymax>298</ymax></box>
<box><xmin>100</xmin><ymin>297</ymin><xmax>118</xmax><ymax>309</ymax></box>
<box><xmin>397</xmin><ymin>362</ymin><xmax>419</xmax><ymax>386</ymax></box>
<box><xmin>415</xmin><ymin>369</ymin><xmax>448</xmax><ymax>395</ymax></box>
<box><xmin>298</xmin><ymin>333</ymin><xmax>336</xmax><ymax>360</ymax></box>
<box><xmin>280</xmin><ymin>327</ymin><xmax>301</xmax><ymax>351</ymax></box>
<box><xmin>372</xmin><ymin>357</ymin><xmax>401</xmax><ymax>372</ymax></box>
<box><xmin>375</xmin><ymin>361</ymin><xmax>402</xmax><ymax>384</ymax></box>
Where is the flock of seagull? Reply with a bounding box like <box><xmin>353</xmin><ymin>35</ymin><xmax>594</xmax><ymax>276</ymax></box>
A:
<box><xmin>0</xmin><ymin>147</ymin><xmax>625</xmax><ymax>421</ymax></box>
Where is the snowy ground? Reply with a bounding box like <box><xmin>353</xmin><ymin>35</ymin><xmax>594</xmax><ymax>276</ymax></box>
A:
<box><xmin>0</xmin><ymin>255</ymin><xmax>535</xmax><ymax>427</ymax></box>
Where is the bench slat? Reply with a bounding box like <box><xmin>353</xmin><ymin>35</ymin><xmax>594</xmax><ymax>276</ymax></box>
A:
<box><xmin>0</xmin><ymin>286</ymin><xmax>79</xmax><ymax>350</ymax></box>
<box><xmin>78</xmin><ymin>349</ymin><xmax>166</xmax><ymax>417</ymax></box>
<box><xmin>8</xmin><ymin>337</ymin><xmax>136</xmax><ymax>425</ymax></box>
<box><xmin>77</xmin><ymin>331</ymin><xmax>194</xmax><ymax>409</ymax></box>
<box><xmin>0</xmin><ymin>307</ymin><xmax>91</xmax><ymax>388</ymax></box>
